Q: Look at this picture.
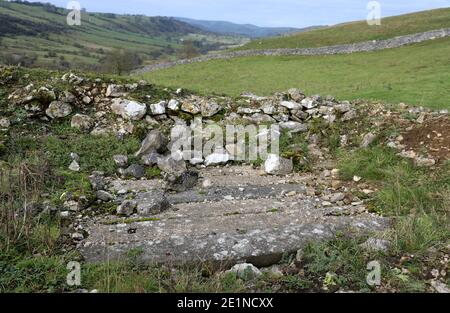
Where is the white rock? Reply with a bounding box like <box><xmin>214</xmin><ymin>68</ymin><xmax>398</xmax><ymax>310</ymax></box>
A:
<box><xmin>111</xmin><ymin>99</ymin><xmax>147</xmax><ymax>120</ymax></box>
<box><xmin>69</xmin><ymin>160</ymin><xmax>80</xmax><ymax>172</ymax></box>
<box><xmin>264</xmin><ymin>154</ymin><xmax>293</xmax><ymax>175</ymax></box>
<box><xmin>237</xmin><ymin>107</ymin><xmax>261</xmax><ymax>114</ymax></box>
<box><xmin>226</xmin><ymin>263</ymin><xmax>262</xmax><ymax>280</ymax></box>
<box><xmin>301</xmin><ymin>97</ymin><xmax>317</xmax><ymax>109</ymax></box>
<box><xmin>167</xmin><ymin>99</ymin><xmax>180</xmax><ymax>111</ymax></box>
<box><xmin>361</xmin><ymin>132</ymin><xmax>377</xmax><ymax>148</ymax></box>
<box><xmin>414</xmin><ymin>156</ymin><xmax>436</xmax><ymax>167</ymax></box>
<box><xmin>71</xmin><ymin>114</ymin><xmax>94</xmax><ymax>131</ymax></box>
<box><xmin>279</xmin><ymin>121</ymin><xmax>308</xmax><ymax>133</ymax></box>
<box><xmin>205</xmin><ymin>152</ymin><xmax>230</xmax><ymax>166</ymax></box>
<box><xmin>150</xmin><ymin>101</ymin><xmax>166</xmax><ymax>115</ymax></box>
<box><xmin>0</xmin><ymin>118</ymin><xmax>10</xmax><ymax>128</ymax></box>
<box><xmin>280</xmin><ymin>101</ymin><xmax>301</xmax><ymax>110</ymax></box>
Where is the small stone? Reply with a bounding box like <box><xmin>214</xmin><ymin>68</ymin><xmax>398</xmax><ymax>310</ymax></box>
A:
<box><xmin>0</xmin><ymin>118</ymin><xmax>10</xmax><ymax>128</ymax></box>
<box><xmin>157</xmin><ymin>154</ymin><xmax>187</xmax><ymax>175</ymax></box>
<box><xmin>124</xmin><ymin>164</ymin><xmax>145</xmax><ymax>179</ymax></box>
<box><xmin>135</xmin><ymin>130</ymin><xmax>167</xmax><ymax>157</ymax></box>
<box><xmin>46</xmin><ymin>101</ymin><xmax>72</xmax><ymax>119</ymax></box>
<box><xmin>96</xmin><ymin>190</ymin><xmax>114</xmax><ymax>202</ymax></box>
<box><xmin>430</xmin><ymin>280</ymin><xmax>450</xmax><ymax>293</ymax></box>
<box><xmin>136</xmin><ymin>191</ymin><xmax>170</xmax><ymax>216</ymax></box>
<box><xmin>71</xmin><ymin>114</ymin><xmax>94</xmax><ymax>131</ymax></box>
<box><xmin>330</xmin><ymin>193</ymin><xmax>345</xmax><ymax>203</ymax></box>
<box><xmin>361</xmin><ymin>133</ymin><xmax>377</xmax><ymax>148</ymax></box>
<box><xmin>301</xmin><ymin>97</ymin><xmax>317</xmax><ymax>109</ymax></box>
<box><xmin>111</xmin><ymin>98</ymin><xmax>147</xmax><ymax>120</ymax></box>
<box><xmin>201</xmin><ymin>101</ymin><xmax>222</xmax><ymax>117</ymax></box>
<box><xmin>414</xmin><ymin>156</ymin><xmax>436</xmax><ymax>167</ymax></box>
<box><xmin>280</xmin><ymin>101</ymin><xmax>301</xmax><ymax>110</ymax></box>
<box><xmin>181</xmin><ymin>102</ymin><xmax>201</xmax><ymax>115</ymax></box>
<box><xmin>167</xmin><ymin>99</ymin><xmax>180</xmax><ymax>111</ymax></box>
<box><xmin>279</xmin><ymin>121</ymin><xmax>308</xmax><ymax>133</ymax></box>
<box><xmin>353</xmin><ymin>176</ymin><xmax>362</xmax><ymax>182</ymax></box>
<box><xmin>69</xmin><ymin>160</ymin><xmax>80</xmax><ymax>172</ymax></box>
<box><xmin>150</xmin><ymin>101</ymin><xmax>166</xmax><ymax>115</ymax></box>
<box><xmin>89</xmin><ymin>172</ymin><xmax>105</xmax><ymax>191</ymax></box>
<box><xmin>205</xmin><ymin>152</ymin><xmax>230</xmax><ymax>166</ymax></box>
<box><xmin>82</xmin><ymin>96</ymin><xmax>92</xmax><ymax>104</ymax></box>
<box><xmin>141</xmin><ymin>153</ymin><xmax>161</xmax><ymax>166</ymax></box>
<box><xmin>342</xmin><ymin>110</ymin><xmax>357</xmax><ymax>121</ymax></box>
<box><xmin>113</xmin><ymin>155</ymin><xmax>128</xmax><ymax>168</ymax></box>
<box><xmin>106</xmin><ymin>84</ymin><xmax>125</xmax><ymax>97</ymax></box>
<box><xmin>117</xmin><ymin>200</ymin><xmax>137</xmax><ymax>216</ymax></box>
<box><xmin>168</xmin><ymin>171</ymin><xmax>199</xmax><ymax>192</ymax></box>
<box><xmin>264</xmin><ymin>154</ymin><xmax>293</xmax><ymax>176</ymax></box>
<box><xmin>226</xmin><ymin>263</ymin><xmax>262</xmax><ymax>280</ymax></box>
<box><xmin>71</xmin><ymin>233</ymin><xmax>84</xmax><ymax>241</ymax></box>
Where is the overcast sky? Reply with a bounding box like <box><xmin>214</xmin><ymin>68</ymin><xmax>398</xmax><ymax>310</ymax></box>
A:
<box><xmin>25</xmin><ymin>0</ymin><xmax>450</xmax><ymax>27</ymax></box>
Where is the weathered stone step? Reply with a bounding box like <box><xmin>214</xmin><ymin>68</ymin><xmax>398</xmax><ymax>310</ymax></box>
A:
<box><xmin>164</xmin><ymin>184</ymin><xmax>307</xmax><ymax>204</ymax></box>
<box><xmin>80</xmin><ymin>194</ymin><xmax>389</xmax><ymax>266</ymax></box>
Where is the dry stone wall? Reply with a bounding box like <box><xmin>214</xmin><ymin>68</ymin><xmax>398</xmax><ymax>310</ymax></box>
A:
<box><xmin>136</xmin><ymin>28</ymin><xmax>450</xmax><ymax>73</ymax></box>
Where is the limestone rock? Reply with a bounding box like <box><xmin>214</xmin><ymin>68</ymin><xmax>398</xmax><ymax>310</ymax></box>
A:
<box><xmin>46</xmin><ymin>101</ymin><xmax>72</xmax><ymax>118</ymax></box>
<box><xmin>117</xmin><ymin>200</ymin><xmax>137</xmax><ymax>216</ymax></box>
<box><xmin>167</xmin><ymin>99</ymin><xmax>180</xmax><ymax>111</ymax></box>
<box><xmin>181</xmin><ymin>101</ymin><xmax>201</xmax><ymax>115</ymax></box>
<box><xmin>201</xmin><ymin>101</ymin><xmax>222</xmax><ymax>117</ymax></box>
<box><xmin>226</xmin><ymin>263</ymin><xmax>262</xmax><ymax>280</ymax></box>
<box><xmin>113</xmin><ymin>155</ymin><xmax>128</xmax><ymax>168</ymax></box>
<box><xmin>111</xmin><ymin>98</ymin><xmax>147</xmax><ymax>120</ymax></box>
<box><xmin>135</xmin><ymin>130</ymin><xmax>167</xmax><ymax>157</ymax></box>
<box><xmin>157</xmin><ymin>154</ymin><xmax>187</xmax><ymax>175</ymax></box>
<box><xmin>205</xmin><ymin>152</ymin><xmax>230</xmax><ymax>166</ymax></box>
<box><xmin>264</xmin><ymin>154</ymin><xmax>293</xmax><ymax>175</ymax></box>
<box><xmin>279</xmin><ymin>121</ymin><xmax>308</xmax><ymax>133</ymax></box>
<box><xmin>136</xmin><ymin>191</ymin><xmax>170</xmax><ymax>216</ymax></box>
<box><xmin>106</xmin><ymin>84</ymin><xmax>126</xmax><ymax>97</ymax></box>
<box><xmin>280</xmin><ymin>101</ymin><xmax>301</xmax><ymax>110</ymax></box>
<box><xmin>71</xmin><ymin>114</ymin><xmax>94</xmax><ymax>131</ymax></box>
<box><xmin>124</xmin><ymin>164</ymin><xmax>145</xmax><ymax>179</ymax></box>
<box><xmin>361</xmin><ymin>132</ymin><xmax>377</xmax><ymax>148</ymax></box>
<box><xmin>150</xmin><ymin>101</ymin><xmax>166</xmax><ymax>115</ymax></box>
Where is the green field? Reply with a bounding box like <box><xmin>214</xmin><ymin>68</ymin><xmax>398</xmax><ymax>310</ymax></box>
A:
<box><xmin>142</xmin><ymin>37</ymin><xmax>450</xmax><ymax>110</ymax></box>
<box><xmin>238</xmin><ymin>8</ymin><xmax>450</xmax><ymax>50</ymax></box>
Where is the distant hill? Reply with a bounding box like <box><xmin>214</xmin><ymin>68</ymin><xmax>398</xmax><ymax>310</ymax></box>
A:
<box><xmin>237</xmin><ymin>7</ymin><xmax>450</xmax><ymax>50</ymax></box>
<box><xmin>175</xmin><ymin>17</ymin><xmax>323</xmax><ymax>38</ymax></box>
<box><xmin>0</xmin><ymin>1</ymin><xmax>239</xmax><ymax>70</ymax></box>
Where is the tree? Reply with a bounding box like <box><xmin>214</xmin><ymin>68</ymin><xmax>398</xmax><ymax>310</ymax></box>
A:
<box><xmin>101</xmin><ymin>49</ymin><xmax>142</xmax><ymax>75</ymax></box>
<box><xmin>178</xmin><ymin>40</ymin><xmax>199</xmax><ymax>60</ymax></box>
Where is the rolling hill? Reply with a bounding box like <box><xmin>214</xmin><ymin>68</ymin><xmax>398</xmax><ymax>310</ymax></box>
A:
<box><xmin>237</xmin><ymin>7</ymin><xmax>450</xmax><ymax>50</ymax></box>
<box><xmin>175</xmin><ymin>17</ymin><xmax>323</xmax><ymax>38</ymax></box>
<box><xmin>0</xmin><ymin>1</ymin><xmax>243</xmax><ymax>70</ymax></box>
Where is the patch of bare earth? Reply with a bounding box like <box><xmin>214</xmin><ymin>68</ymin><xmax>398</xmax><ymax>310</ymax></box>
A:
<box><xmin>402</xmin><ymin>116</ymin><xmax>450</xmax><ymax>162</ymax></box>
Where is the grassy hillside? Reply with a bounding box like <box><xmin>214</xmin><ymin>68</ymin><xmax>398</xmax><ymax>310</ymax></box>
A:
<box><xmin>175</xmin><ymin>17</ymin><xmax>319</xmax><ymax>38</ymax></box>
<box><xmin>0</xmin><ymin>1</ymin><xmax>242</xmax><ymax>70</ymax></box>
<box><xmin>237</xmin><ymin>8</ymin><xmax>450</xmax><ymax>50</ymax></box>
<box><xmin>142</xmin><ymin>37</ymin><xmax>450</xmax><ymax>110</ymax></box>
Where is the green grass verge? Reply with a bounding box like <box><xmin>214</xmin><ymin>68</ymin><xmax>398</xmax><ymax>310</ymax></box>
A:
<box><xmin>143</xmin><ymin>37</ymin><xmax>450</xmax><ymax>110</ymax></box>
